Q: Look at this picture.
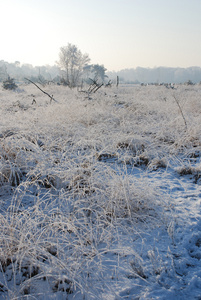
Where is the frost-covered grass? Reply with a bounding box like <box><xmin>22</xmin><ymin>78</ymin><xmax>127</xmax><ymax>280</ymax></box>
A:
<box><xmin>0</xmin><ymin>83</ymin><xmax>201</xmax><ymax>299</ymax></box>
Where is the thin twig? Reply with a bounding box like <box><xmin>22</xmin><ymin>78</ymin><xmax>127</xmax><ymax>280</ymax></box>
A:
<box><xmin>24</xmin><ymin>78</ymin><xmax>59</xmax><ymax>103</ymax></box>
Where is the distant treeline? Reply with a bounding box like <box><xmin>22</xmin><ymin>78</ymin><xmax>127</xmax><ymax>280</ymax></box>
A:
<box><xmin>1</xmin><ymin>59</ymin><xmax>201</xmax><ymax>85</ymax></box>
<box><xmin>0</xmin><ymin>60</ymin><xmax>60</xmax><ymax>83</ymax></box>
<box><xmin>0</xmin><ymin>58</ymin><xmax>107</xmax><ymax>87</ymax></box>
<box><xmin>107</xmin><ymin>66</ymin><xmax>201</xmax><ymax>84</ymax></box>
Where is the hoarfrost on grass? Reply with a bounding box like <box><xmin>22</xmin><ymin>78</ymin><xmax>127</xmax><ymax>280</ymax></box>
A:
<box><xmin>0</xmin><ymin>83</ymin><xmax>201</xmax><ymax>299</ymax></box>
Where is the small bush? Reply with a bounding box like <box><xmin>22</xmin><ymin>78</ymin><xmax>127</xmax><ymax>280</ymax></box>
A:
<box><xmin>3</xmin><ymin>76</ymin><xmax>18</xmax><ymax>90</ymax></box>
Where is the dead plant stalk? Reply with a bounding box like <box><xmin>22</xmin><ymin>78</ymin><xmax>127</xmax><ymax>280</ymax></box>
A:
<box><xmin>173</xmin><ymin>95</ymin><xmax>187</xmax><ymax>128</ymax></box>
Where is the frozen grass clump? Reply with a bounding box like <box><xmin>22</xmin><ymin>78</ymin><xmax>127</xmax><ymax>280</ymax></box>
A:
<box><xmin>0</xmin><ymin>167</ymin><xmax>166</xmax><ymax>298</ymax></box>
<box><xmin>0</xmin><ymin>133</ymin><xmax>46</xmax><ymax>188</ymax></box>
<box><xmin>0</xmin><ymin>137</ymin><xmax>168</xmax><ymax>298</ymax></box>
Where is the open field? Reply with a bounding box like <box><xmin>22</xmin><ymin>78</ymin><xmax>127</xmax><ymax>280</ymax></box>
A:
<box><xmin>0</xmin><ymin>83</ymin><xmax>201</xmax><ymax>299</ymax></box>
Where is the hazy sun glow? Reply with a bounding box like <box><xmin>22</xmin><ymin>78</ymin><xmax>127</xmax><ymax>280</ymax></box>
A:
<box><xmin>1</xmin><ymin>0</ymin><xmax>201</xmax><ymax>71</ymax></box>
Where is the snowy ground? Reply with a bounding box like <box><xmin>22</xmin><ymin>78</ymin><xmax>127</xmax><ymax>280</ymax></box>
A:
<box><xmin>0</xmin><ymin>82</ymin><xmax>201</xmax><ymax>299</ymax></box>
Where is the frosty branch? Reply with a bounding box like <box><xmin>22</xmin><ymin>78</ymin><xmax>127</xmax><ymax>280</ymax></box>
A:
<box><xmin>24</xmin><ymin>78</ymin><xmax>59</xmax><ymax>103</ymax></box>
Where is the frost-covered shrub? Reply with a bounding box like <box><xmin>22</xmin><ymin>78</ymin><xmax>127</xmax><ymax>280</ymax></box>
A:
<box><xmin>3</xmin><ymin>76</ymin><xmax>18</xmax><ymax>90</ymax></box>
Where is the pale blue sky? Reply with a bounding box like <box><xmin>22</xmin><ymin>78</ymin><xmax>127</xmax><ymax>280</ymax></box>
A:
<box><xmin>1</xmin><ymin>0</ymin><xmax>201</xmax><ymax>71</ymax></box>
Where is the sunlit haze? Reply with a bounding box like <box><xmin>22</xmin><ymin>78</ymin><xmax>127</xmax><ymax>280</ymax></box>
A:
<box><xmin>1</xmin><ymin>0</ymin><xmax>201</xmax><ymax>71</ymax></box>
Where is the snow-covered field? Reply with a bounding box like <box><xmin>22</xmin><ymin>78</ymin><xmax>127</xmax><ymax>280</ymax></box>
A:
<box><xmin>0</xmin><ymin>82</ymin><xmax>201</xmax><ymax>299</ymax></box>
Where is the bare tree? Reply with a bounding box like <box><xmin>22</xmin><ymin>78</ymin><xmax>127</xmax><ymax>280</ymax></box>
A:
<box><xmin>57</xmin><ymin>43</ymin><xmax>90</xmax><ymax>88</ymax></box>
